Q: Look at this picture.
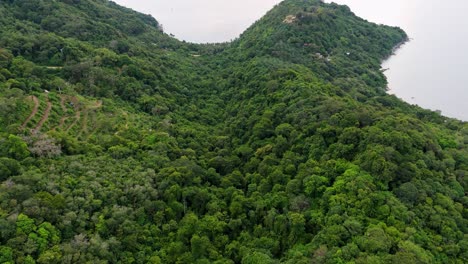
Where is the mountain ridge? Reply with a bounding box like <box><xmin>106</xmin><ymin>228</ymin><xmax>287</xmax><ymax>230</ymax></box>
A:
<box><xmin>0</xmin><ymin>0</ymin><xmax>466</xmax><ymax>263</ymax></box>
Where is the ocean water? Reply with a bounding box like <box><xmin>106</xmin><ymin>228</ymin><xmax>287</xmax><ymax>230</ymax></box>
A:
<box><xmin>325</xmin><ymin>0</ymin><xmax>468</xmax><ymax>121</ymax></box>
<box><xmin>114</xmin><ymin>0</ymin><xmax>468</xmax><ymax>121</ymax></box>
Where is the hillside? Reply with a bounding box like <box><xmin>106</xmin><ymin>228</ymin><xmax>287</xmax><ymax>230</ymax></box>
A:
<box><xmin>0</xmin><ymin>0</ymin><xmax>467</xmax><ymax>263</ymax></box>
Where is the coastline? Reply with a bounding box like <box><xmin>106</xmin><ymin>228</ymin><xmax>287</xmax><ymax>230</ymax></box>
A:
<box><xmin>380</xmin><ymin>36</ymin><xmax>408</xmax><ymax>92</ymax></box>
<box><xmin>381</xmin><ymin>36</ymin><xmax>410</xmax><ymax>65</ymax></box>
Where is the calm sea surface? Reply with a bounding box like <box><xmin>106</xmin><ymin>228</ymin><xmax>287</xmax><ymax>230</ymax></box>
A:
<box><xmin>114</xmin><ymin>0</ymin><xmax>468</xmax><ymax>121</ymax></box>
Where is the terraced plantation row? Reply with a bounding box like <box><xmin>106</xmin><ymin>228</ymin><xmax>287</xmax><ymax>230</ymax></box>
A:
<box><xmin>20</xmin><ymin>92</ymin><xmax>103</xmax><ymax>140</ymax></box>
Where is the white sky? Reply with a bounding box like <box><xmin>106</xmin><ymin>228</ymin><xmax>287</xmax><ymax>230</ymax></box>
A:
<box><xmin>113</xmin><ymin>0</ymin><xmax>282</xmax><ymax>43</ymax></box>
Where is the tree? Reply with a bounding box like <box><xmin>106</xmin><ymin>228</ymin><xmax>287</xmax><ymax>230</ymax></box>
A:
<box><xmin>16</xmin><ymin>213</ymin><xmax>36</xmax><ymax>236</ymax></box>
<box><xmin>23</xmin><ymin>132</ymin><xmax>62</xmax><ymax>158</ymax></box>
<box><xmin>0</xmin><ymin>157</ymin><xmax>21</xmax><ymax>181</ymax></box>
<box><xmin>37</xmin><ymin>246</ymin><xmax>62</xmax><ymax>264</ymax></box>
<box><xmin>242</xmin><ymin>252</ymin><xmax>276</xmax><ymax>264</ymax></box>
<box><xmin>0</xmin><ymin>246</ymin><xmax>13</xmax><ymax>263</ymax></box>
<box><xmin>4</xmin><ymin>134</ymin><xmax>30</xmax><ymax>160</ymax></box>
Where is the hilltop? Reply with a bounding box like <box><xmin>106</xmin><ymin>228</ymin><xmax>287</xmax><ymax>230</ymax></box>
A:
<box><xmin>0</xmin><ymin>0</ymin><xmax>467</xmax><ymax>263</ymax></box>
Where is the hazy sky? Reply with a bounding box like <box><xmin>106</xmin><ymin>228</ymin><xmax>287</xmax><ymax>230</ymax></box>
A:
<box><xmin>113</xmin><ymin>0</ymin><xmax>468</xmax><ymax>120</ymax></box>
<box><xmin>113</xmin><ymin>0</ymin><xmax>282</xmax><ymax>43</ymax></box>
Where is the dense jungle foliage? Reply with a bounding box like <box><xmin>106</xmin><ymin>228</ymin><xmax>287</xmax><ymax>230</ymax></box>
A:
<box><xmin>0</xmin><ymin>0</ymin><xmax>467</xmax><ymax>263</ymax></box>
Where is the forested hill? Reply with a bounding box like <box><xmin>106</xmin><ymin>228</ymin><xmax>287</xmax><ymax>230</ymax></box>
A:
<box><xmin>0</xmin><ymin>0</ymin><xmax>467</xmax><ymax>263</ymax></box>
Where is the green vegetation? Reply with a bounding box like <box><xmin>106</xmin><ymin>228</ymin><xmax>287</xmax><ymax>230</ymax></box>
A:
<box><xmin>0</xmin><ymin>0</ymin><xmax>467</xmax><ymax>263</ymax></box>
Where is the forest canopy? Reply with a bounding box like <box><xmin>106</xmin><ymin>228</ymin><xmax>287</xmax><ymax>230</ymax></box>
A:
<box><xmin>0</xmin><ymin>0</ymin><xmax>466</xmax><ymax>263</ymax></box>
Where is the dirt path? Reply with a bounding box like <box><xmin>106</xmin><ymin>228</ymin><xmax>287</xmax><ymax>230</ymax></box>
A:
<box><xmin>60</xmin><ymin>95</ymin><xmax>67</xmax><ymax>112</ymax></box>
<box><xmin>52</xmin><ymin>95</ymin><xmax>68</xmax><ymax>131</ymax></box>
<box><xmin>78</xmin><ymin>100</ymin><xmax>102</xmax><ymax>137</ymax></box>
<box><xmin>66</xmin><ymin>111</ymin><xmax>81</xmax><ymax>132</ymax></box>
<box><xmin>89</xmin><ymin>100</ymin><xmax>102</xmax><ymax>110</ymax></box>
<box><xmin>52</xmin><ymin>116</ymin><xmax>68</xmax><ymax>131</ymax></box>
<box><xmin>33</xmin><ymin>99</ymin><xmax>52</xmax><ymax>133</ymax></box>
<box><xmin>21</xmin><ymin>96</ymin><xmax>39</xmax><ymax>130</ymax></box>
<box><xmin>58</xmin><ymin>116</ymin><xmax>68</xmax><ymax>129</ymax></box>
<box><xmin>78</xmin><ymin>110</ymin><xmax>89</xmax><ymax>137</ymax></box>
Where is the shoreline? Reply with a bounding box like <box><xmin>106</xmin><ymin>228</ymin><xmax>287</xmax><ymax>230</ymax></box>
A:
<box><xmin>381</xmin><ymin>36</ymin><xmax>410</xmax><ymax>65</ymax></box>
